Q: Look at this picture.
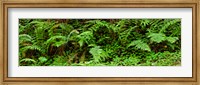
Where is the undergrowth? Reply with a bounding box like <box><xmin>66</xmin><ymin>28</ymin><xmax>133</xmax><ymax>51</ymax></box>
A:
<box><xmin>19</xmin><ymin>19</ymin><xmax>181</xmax><ymax>66</ymax></box>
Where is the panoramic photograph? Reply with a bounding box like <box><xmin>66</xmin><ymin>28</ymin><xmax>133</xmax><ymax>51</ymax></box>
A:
<box><xmin>19</xmin><ymin>19</ymin><xmax>181</xmax><ymax>66</ymax></box>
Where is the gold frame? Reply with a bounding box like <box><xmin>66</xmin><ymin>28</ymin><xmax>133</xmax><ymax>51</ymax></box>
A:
<box><xmin>0</xmin><ymin>0</ymin><xmax>199</xmax><ymax>85</ymax></box>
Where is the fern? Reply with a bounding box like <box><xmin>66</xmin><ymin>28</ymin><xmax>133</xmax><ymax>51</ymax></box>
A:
<box><xmin>21</xmin><ymin>45</ymin><xmax>43</xmax><ymax>55</ymax></box>
<box><xmin>19</xmin><ymin>34</ymin><xmax>33</xmax><ymax>45</ymax></box>
<box><xmin>127</xmin><ymin>40</ymin><xmax>151</xmax><ymax>51</ymax></box>
<box><xmin>19</xmin><ymin>19</ymin><xmax>181</xmax><ymax>66</ymax></box>
<box><xmin>38</xmin><ymin>57</ymin><xmax>48</xmax><ymax>63</ymax></box>
<box><xmin>86</xmin><ymin>20</ymin><xmax>111</xmax><ymax>32</ymax></box>
<box><xmin>114</xmin><ymin>19</ymin><xmax>126</xmax><ymax>32</ymax></box>
<box><xmin>166</xmin><ymin>37</ymin><xmax>179</xmax><ymax>43</ymax></box>
<box><xmin>59</xmin><ymin>23</ymin><xmax>74</xmax><ymax>36</ymax></box>
<box><xmin>20</xmin><ymin>58</ymin><xmax>36</xmax><ymax>63</ymax></box>
<box><xmin>148</xmin><ymin>33</ymin><xmax>166</xmax><ymax>43</ymax></box>
<box><xmin>159</xmin><ymin>19</ymin><xmax>181</xmax><ymax>33</ymax></box>
<box><xmin>19</xmin><ymin>24</ymin><xmax>26</xmax><ymax>33</ymax></box>
<box><xmin>86</xmin><ymin>20</ymin><xmax>103</xmax><ymax>32</ymax></box>
<box><xmin>19</xmin><ymin>21</ymin><xmax>34</xmax><ymax>34</ymax></box>
<box><xmin>35</xmin><ymin>26</ymin><xmax>46</xmax><ymax>40</ymax></box>
<box><xmin>89</xmin><ymin>46</ymin><xmax>108</xmax><ymax>62</ymax></box>
<box><xmin>148</xmin><ymin>33</ymin><xmax>178</xmax><ymax>43</ymax></box>
<box><xmin>45</xmin><ymin>35</ymin><xmax>67</xmax><ymax>48</ymax></box>
<box><xmin>51</xmin><ymin>56</ymin><xmax>67</xmax><ymax>66</ymax></box>
<box><xmin>48</xmin><ymin>23</ymin><xmax>61</xmax><ymax>37</ymax></box>
<box><xmin>119</xmin><ymin>26</ymin><xmax>137</xmax><ymax>42</ymax></box>
<box><xmin>148</xmin><ymin>19</ymin><xmax>163</xmax><ymax>33</ymax></box>
<box><xmin>140</xmin><ymin>19</ymin><xmax>151</xmax><ymax>28</ymax></box>
<box><xmin>77</xmin><ymin>31</ymin><xmax>94</xmax><ymax>47</ymax></box>
<box><xmin>66</xmin><ymin>29</ymin><xmax>79</xmax><ymax>43</ymax></box>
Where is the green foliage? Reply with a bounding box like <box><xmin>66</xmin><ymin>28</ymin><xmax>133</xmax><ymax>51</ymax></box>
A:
<box><xmin>38</xmin><ymin>57</ymin><xmax>48</xmax><ymax>63</ymax></box>
<box><xmin>45</xmin><ymin>35</ymin><xmax>67</xmax><ymax>47</ymax></box>
<box><xmin>111</xmin><ymin>54</ymin><xmax>141</xmax><ymax>66</ymax></box>
<box><xmin>148</xmin><ymin>33</ymin><xmax>166</xmax><ymax>43</ymax></box>
<box><xmin>19</xmin><ymin>34</ymin><xmax>33</xmax><ymax>47</ymax></box>
<box><xmin>19</xmin><ymin>19</ymin><xmax>181</xmax><ymax>66</ymax></box>
<box><xmin>21</xmin><ymin>44</ymin><xmax>43</xmax><ymax>57</ymax></box>
<box><xmin>51</xmin><ymin>56</ymin><xmax>68</xmax><ymax>66</ymax></box>
<box><xmin>89</xmin><ymin>46</ymin><xmax>108</xmax><ymax>63</ymax></box>
<box><xmin>144</xmin><ymin>51</ymin><xmax>181</xmax><ymax>66</ymax></box>
<box><xmin>148</xmin><ymin>33</ymin><xmax>179</xmax><ymax>44</ymax></box>
<box><xmin>127</xmin><ymin>40</ymin><xmax>151</xmax><ymax>51</ymax></box>
<box><xmin>166</xmin><ymin>37</ymin><xmax>179</xmax><ymax>43</ymax></box>
<box><xmin>77</xmin><ymin>31</ymin><xmax>94</xmax><ymax>47</ymax></box>
<box><xmin>20</xmin><ymin>58</ymin><xmax>36</xmax><ymax>66</ymax></box>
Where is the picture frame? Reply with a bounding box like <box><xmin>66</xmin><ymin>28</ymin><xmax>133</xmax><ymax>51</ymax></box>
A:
<box><xmin>0</xmin><ymin>0</ymin><xmax>199</xmax><ymax>85</ymax></box>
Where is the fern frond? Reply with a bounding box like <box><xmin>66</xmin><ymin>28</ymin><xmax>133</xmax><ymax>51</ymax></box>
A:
<box><xmin>21</xmin><ymin>45</ymin><xmax>43</xmax><ymax>57</ymax></box>
<box><xmin>48</xmin><ymin>23</ymin><xmax>60</xmax><ymax>37</ymax></box>
<box><xmin>66</xmin><ymin>29</ymin><xmax>79</xmax><ymax>42</ymax></box>
<box><xmin>159</xmin><ymin>19</ymin><xmax>181</xmax><ymax>33</ymax></box>
<box><xmin>35</xmin><ymin>27</ymin><xmax>46</xmax><ymax>40</ymax></box>
<box><xmin>148</xmin><ymin>33</ymin><xmax>166</xmax><ymax>43</ymax></box>
<box><xmin>45</xmin><ymin>35</ymin><xmax>67</xmax><ymax>47</ymax></box>
<box><xmin>30</xmin><ymin>20</ymin><xmax>54</xmax><ymax>41</ymax></box>
<box><xmin>127</xmin><ymin>40</ymin><xmax>151</xmax><ymax>51</ymax></box>
<box><xmin>38</xmin><ymin>57</ymin><xmax>48</xmax><ymax>63</ymax></box>
<box><xmin>86</xmin><ymin>20</ymin><xmax>110</xmax><ymax>32</ymax></box>
<box><xmin>19</xmin><ymin>25</ymin><xmax>25</xmax><ymax>33</ymax></box>
<box><xmin>148</xmin><ymin>33</ymin><xmax>179</xmax><ymax>44</ymax></box>
<box><xmin>119</xmin><ymin>26</ymin><xmax>137</xmax><ymax>42</ymax></box>
<box><xmin>140</xmin><ymin>19</ymin><xmax>151</xmax><ymax>27</ymax></box>
<box><xmin>115</xmin><ymin>19</ymin><xmax>126</xmax><ymax>27</ymax></box>
<box><xmin>19</xmin><ymin>34</ymin><xmax>33</xmax><ymax>45</ymax></box>
<box><xmin>166</xmin><ymin>37</ymin><xmax>179</xmax><ymax>43</ymax></box>
<box><xmin>148</xmin><ymin>19</ymin><xmax>163</xmax><ymax>33</ymax></box>
<box><xmin>53</xmin><ymin>41</ymin><xmax>66</xmax><ymax>47</ymax></box>
<box><xmin>20</xmin><ymin>58</ymin><xmax>36</xmax><ymax>63</ymax></box>
<box><xmin>89</xmin><ymin>46</ymin><xmax>108</xmax><ymax>62</ymax></box>
<box><xmin>112</xmin><ymin>19</ymin><xmax>127</xmax><ymax>33</ymax></box>
<box><xmin>77</xmin><ymin>31</ymin><xmax>94</xmax><ymax>47</ymax></box>
<box><xmin>59</xmin><ymin>23</ymin><xmax>74</xmax><ymax>35</ymax></box>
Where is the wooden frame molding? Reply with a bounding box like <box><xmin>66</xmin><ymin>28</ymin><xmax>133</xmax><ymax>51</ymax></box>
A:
<box><xmin>0</xmin><ymin>0</ymin><xmax>199</xmax><ymax>85</ymax></box>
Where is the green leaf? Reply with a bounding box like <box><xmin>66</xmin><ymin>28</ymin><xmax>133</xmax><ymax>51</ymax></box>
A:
<box><xmin>89</xmin><ymin>46</ymin><xmax>108</xmax><ymax>62</ymax></box>
<box><xmin>45</xmin><ymin>35</ymin><xmax>67</xmax><ymax>47</ymax></box>
<box><xmin>21</xmin><ymin>45</ymin><xmax>43</xmax><ymax>54</ymax></box>
<box><xmin>127</xmin><ymin>40</ymin><xmax>151</xmax><ymax>51</ymax></box>
<box><xmin>38</xmin><ymin>57</ymin><xmax>48</xmax><ymax>63</ymax></box>
<box><xmin>19</xmin><ymin>34</ymin><xmax>33</xmax><ymax>44</ymax></box>
<box><xmin>78</xmin><ymin>39</ymin><xmax>84</xmax><ymax>47</ymax></box>
<box><xmin>53</xmin><ymin>41</ymin><xmax>66</xmax><ymax>47</ymax></box>
<box><xmin>88</xmin><ymin>44</ymin><xmax>97</xmax><ymax>47</ymax></box>
<box><xmin>166</xmin><ymin>37</ymin><xmax>179</xmax><ymax>43</ymax></box>
<box><xmin>20</xmin><ymin>58</ymin><xmax>36</xmax><ymax>63</ymax></box>
<box><xmin>77</xmin><ymin>31</ymin><xmax>94</xmax><ymax>46</ymax></box>
<box><xmin>148</xmin><ymin>33</ymin><xmax>166</xmax><ymax>43</ymax></box>
<box><xmin>159</xmin><ymin>19</ymin><xmax>181</xmax><ymax>33</ymax></box>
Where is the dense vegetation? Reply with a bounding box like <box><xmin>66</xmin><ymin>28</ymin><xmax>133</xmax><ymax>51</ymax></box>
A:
<box><xmin>19</xmin><ymin>19</ymin><xmax>181</xmax><ymax>66</ymax></box>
